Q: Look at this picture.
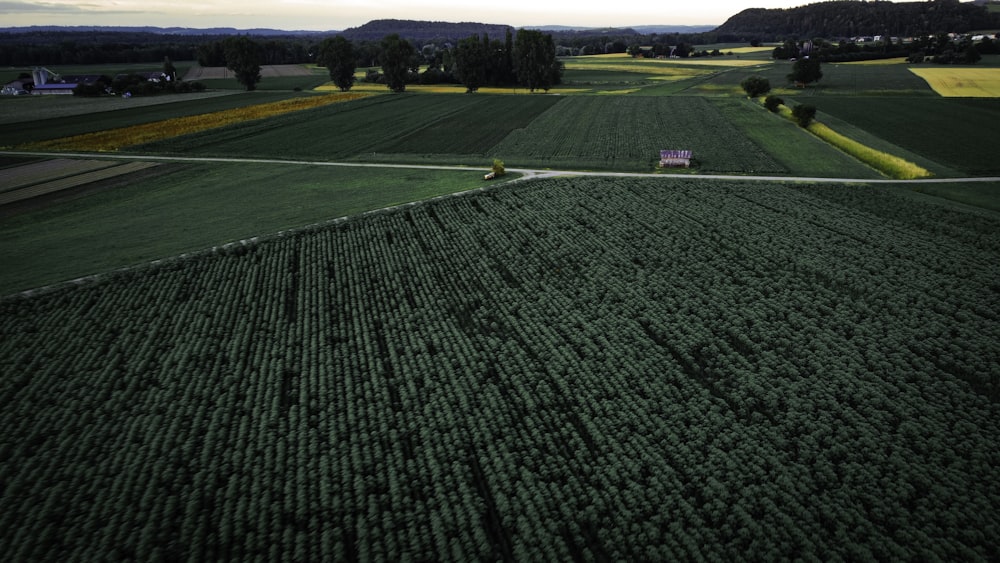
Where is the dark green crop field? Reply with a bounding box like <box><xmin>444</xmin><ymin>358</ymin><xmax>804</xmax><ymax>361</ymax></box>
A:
<box><xmin>811</xmin><ymin>97</ymin><xmax>1000</xmax><ymax>175</ymax></box>
<box><xmin>2</xmin><ymin>177</ymin><xmax>998</xmax><ymax>561</ymax></box>
<box><xmin>135</xmin><ymin>94</ymin><xmax>557</xmax><ymax>161</ymax></box>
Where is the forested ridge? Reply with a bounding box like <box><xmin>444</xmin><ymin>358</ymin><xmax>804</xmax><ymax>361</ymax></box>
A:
<box><xmin>339</xmin><ymin>19</ymin><xmax>515</xmax><ymax>42</ymax></box>
<box><xmin>715</xmin><ymin>0</ymin><xmax>1000</xmax><ymax>40</ymax></box>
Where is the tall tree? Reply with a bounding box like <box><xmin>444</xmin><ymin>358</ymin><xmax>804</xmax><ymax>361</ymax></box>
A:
<box><xmin>317</xmin><ymin>36</ymin><xmax>357</xmax><ymax>92</ymax></box>
<box><xmin>787</xmin><ymin>57</ymin><xmax>822</xmax><ymax>87</ymax></box>
<box><xmin>223</xmin><ymin>36</ymin><xmax>263</xmax><ymax>91</ymax></box>
<box><xmin>453</xmin><ymin>35</ymin><xmax>487</xmax><ymax>92</ymax></box>
<box><xmin>514</xmin><ymin>29</ymin><xmax>561</xmax><ymax>92</ymax></box>
<box><xmin>380</xmin><ymin>34</ymin><xmax>416</xmax><ymax>93</ymax></box>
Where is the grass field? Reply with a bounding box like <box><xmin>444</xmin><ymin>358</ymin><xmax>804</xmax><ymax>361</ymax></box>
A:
<box><xmin>909</xmin><ymin>67</ymin><xmax>1000</xmax><ymax>97</ymax></box>
<box><xmin>0</xmin><ymin>163</ymin><xmax>489</xmax><ymax>294</ymax></box>
<box><xmin>694</xmin><ymin>60</ymin><xmax>938</xmax><ymax>96</ymax></box>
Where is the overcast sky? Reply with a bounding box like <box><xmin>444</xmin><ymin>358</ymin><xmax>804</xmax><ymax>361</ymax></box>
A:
<box><xmin>3</xmin><ymin>1</ymin><xmax>811</xmax><ymax>30</ymax></box>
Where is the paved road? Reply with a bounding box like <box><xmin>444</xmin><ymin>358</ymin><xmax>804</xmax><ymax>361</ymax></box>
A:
<box><xmin>5</xmin><ymin>150</ymin><xmax>1000</xmax><ymax>184</ymax></box>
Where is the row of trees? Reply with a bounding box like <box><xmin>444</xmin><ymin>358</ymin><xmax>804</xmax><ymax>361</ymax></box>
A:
<box><xmin>314</xmin><ymin>31</ymin><xmax>562</xmax><ymax>94</ymax></box>
<box><xmin>771</xmin><ymin>34</ymin><xmax>992</xmax><ymax>64</ymax></box>
<box><xmin>219</xmin><ymin>31</ymin><xmax>561</xmax><ymax>92</ymax></box>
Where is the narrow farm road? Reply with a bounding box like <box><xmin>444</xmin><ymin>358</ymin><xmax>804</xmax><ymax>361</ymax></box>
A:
<box><xmin>5</xmin><ymin>150</ymin><xmax>1000</xmax><ymax>184</ymax></box>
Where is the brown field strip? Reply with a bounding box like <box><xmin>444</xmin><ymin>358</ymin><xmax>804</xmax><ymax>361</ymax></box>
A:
<box><xmin>0</xmin><ymin>161</ymin><xmax>160</xmax><ymax>205</ymax></box>
<box><xmin>0</xmin><ymin>159</ymin><xmax>119</xmax><ymax>193</ymax></box>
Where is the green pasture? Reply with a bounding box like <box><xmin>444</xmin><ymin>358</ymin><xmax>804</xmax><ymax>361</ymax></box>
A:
<box><xmin>813</xmin><ymin>97</ymin><xmax>1000</xmax><ymax>175</ymax></box>
<box><xmin>0</xmin><ymin>163</ymin><xmax>489</xmax><ymax>295</ymax></box>
<box><xmin>697</xmin><ymin>59</ymin><xmax>937</xmax><ymax>96</ymax></box>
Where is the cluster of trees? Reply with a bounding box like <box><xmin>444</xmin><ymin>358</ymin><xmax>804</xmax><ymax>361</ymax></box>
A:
<box><xmin>312</xmin><ymin>30</ymin><xmax>562</xmax><ymax>94</ymax></box>
<box><xmin>771</xmin><ymin>34</ymin><xmax>992</xmax><ymax>64</ymax></box>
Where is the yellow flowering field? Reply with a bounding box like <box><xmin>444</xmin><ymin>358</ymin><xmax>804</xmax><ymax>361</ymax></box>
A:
<box><xmin>25</xmin><ymin>93</ymin><xmax>370</xmax><ymax>152</ymax></box>
<box><xmin>908</xmin><ymin>67</ymin><xmax>1000</xmax><ymax>97</ymax></box>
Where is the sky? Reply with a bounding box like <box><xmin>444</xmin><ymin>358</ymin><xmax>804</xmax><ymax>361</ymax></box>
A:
<box><xmin>2</xmin><ymin>0</ymin><xmax>812</xmax><ymax>31</ymax></box>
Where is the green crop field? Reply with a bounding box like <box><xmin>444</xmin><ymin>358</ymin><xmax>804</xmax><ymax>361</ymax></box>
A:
<box><xmin>137</xmin><ymin>95</ymin><xmax>806</xmax><ymax>173</ymax></box>
<box><xmin>810</xmin><ymin>97</ymin><xmax>1000</xmax><ymax>175</ymax></box>
<box><xmin>1</xmin><ymin>177</ymin><xmax>998</xmax><ymax>561</ymax></box>
<box><xmin>134</xmin><ymin>94</ymin><xmax>543</xmax><ymax>160</ymax></box>
<box><xmin>487</xmin><ymin>96</ymin><xmax>785</xmax><ymax>172</ymax></box>
<box><xmin>0</xmin><ymin>163</ymin><xmax>488</xmax><ymax>294</ymax></box>
<box><xmin>0</xmin><ymin>91</ymin><xmax>310</xmax><ymax>145</ymax></box>
<box><xmin>708</xmin><ymin>98</ymin><xmax>879</xmax><ymax>178</ymax></box>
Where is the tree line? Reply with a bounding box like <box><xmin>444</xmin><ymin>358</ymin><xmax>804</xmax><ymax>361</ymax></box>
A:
<box><xmin>223</xmin><ymin>31</ymin><xmax>562</xmax><ymax>93</ymax></box>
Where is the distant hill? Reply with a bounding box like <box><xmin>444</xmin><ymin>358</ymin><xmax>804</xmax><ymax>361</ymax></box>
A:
<box><xmin>528</xmin><ymin>25</ymin><xmax>716</xmax><ymax>34</ymax></box>
<box><xmin>339</xmin><ymin>19</ymin><xmax>513</xmax><ymax>42</ymax></box>
<box><xmin>714</xmin><ymin>0</ymin><xmax>1000</xmax><ymax>40</ymax></box>
<box><xmin>0</xmin><ymin>25</ymin><xmax>333</xmax><ymax>36</ymax></box>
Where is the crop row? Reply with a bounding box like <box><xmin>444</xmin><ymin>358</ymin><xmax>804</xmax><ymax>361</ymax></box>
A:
<box><xmin>1</xmin><ymin>177</ymin><xmax>998</xmax><ymax>560</ymax></box>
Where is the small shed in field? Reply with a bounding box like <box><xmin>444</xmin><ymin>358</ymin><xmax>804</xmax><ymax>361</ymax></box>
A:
<box><xmin>660</xmin><ymin>150</ymin><xmax>692</xmax><ymax>168</ymax></box>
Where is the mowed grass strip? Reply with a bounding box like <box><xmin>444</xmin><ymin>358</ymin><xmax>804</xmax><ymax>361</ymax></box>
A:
<box><xmin>21</xmin><ymin>93</ymin><xmax>370</xmax><ymax>152</ymax></box>
<box><xmin>909</xmin><ymin>67</ymin><xmax>1000</xmax><ymax>97</ymax></box>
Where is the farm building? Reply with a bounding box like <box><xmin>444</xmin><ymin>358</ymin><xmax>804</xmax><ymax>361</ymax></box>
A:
<box><xmin>660</xmin><ymin>149</ymin><xmax>692</xmax><ymax>168</ymax></box>
<box><xmin>27</xmin><ymin>67</ymin><xmax>101</xmax><ymax>95</ymax></box>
